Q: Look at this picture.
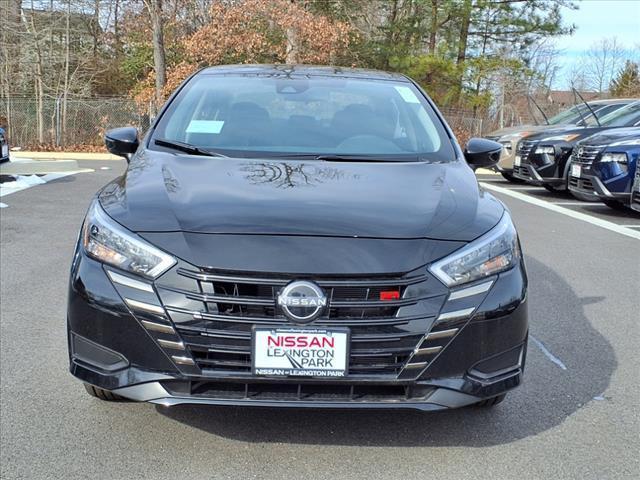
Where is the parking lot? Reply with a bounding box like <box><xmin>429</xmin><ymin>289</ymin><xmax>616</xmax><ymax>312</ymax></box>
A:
<box><xmin>1</xmin><ymin>160</ymin><xmax>638</xmax><ymax>479</ymax></box>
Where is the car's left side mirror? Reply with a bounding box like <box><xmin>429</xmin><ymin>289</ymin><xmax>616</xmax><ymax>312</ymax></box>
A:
<box><xmin>464</xmin><ymin>138</ymin><xmax>502</xmax><ymax>171</ymax></box>
<box><xmin>105</xmin><ymin>127</ymin><xmax>139</xmax><ymax>162</ymax></box>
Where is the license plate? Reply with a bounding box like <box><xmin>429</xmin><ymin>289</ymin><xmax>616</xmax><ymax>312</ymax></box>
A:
<box><xmin>253</xmin><ymin>327</ymin><xmax>349</xmax><ymax>377</ymax></box>
<box><xmin>571</xmin><ymin>164</ymin><xmax>581</xmax><ymax>178</ymax></box>
<box><xmin>514</xmin><ymin>155</ymin><xmax>521</xmax><ymax>166</ymax></box>
<box><xmin>1</xmin><ymin>145</ymin><xmax>7</xmax><ymax>157</ymax></box>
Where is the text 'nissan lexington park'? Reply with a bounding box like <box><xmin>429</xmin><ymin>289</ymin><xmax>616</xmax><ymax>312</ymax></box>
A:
<box><xmin>68</xmin><ymin>65</ymin><xmax>527</xmax><ymax>411</ymax></box>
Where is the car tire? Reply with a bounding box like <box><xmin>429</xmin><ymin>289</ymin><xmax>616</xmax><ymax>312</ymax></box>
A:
<box><xmin>543</xmin><ymin>184</ymin><xmax>563</xmax><ymax>193</ymax></box>
<box><xmin>603</xmin><ymin>199</ymin><xmax>627</xmax><ymax>211</ymax></box>
<box><xmin>83</xmin><ymin>383</ymin><xmax>126</xmax><ymax>401</ymax></box>
<box><xmin>500</xmin><ymin>171</ymin><xmax>526</xmax><ymax>184</ymax></box>
<box><xmin>474</xmin><ymin>394</ymin><xmax>507</xmax><ymax>408</ymax></box>
<box><xmin>569</xmin><ymin>190</ymin><xmax>599</xmax><ymax>202</ymax></box>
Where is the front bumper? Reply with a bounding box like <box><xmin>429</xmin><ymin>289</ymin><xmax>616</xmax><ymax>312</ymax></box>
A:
<box><xmin>68</xmin><ymin>249</ymin><xmax>528</xmax><ymax>411</ymax></box>
<box><xmin>569</xmin><ymin>172</ymin><xmax>631</xmax><ymax>202</ymax></box>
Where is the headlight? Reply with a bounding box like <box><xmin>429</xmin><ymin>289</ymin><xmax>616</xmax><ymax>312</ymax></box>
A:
<box><xmin>429</xmin><ymin>213</ymin><xmax>521</xmax><ymax>287</ymax></box>
<box><xmin>600</xmin><ymin>152</ymin><xmax>628</xmax><ymax>164</ymax></box>
<box><xmin>82</xmin><ymin>200</ymin><xmax>176</xmax><ymax>279</ymax></box>
<box><xmin>499</xmin><ymin>141</ymin><xmax>513</xmax><ymax>152</ymax></box>
<box><xmin>535</xmin><ymin>145</ymin><xmax>555</xmax><ymax>155</ymax></box>
<box><xmin>539</xmin><ymin>133</ymin><xmax>581</xmax><ymax>142</ymax></box>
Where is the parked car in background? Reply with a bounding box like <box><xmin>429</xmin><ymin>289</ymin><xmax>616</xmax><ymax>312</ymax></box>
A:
<box><xmin>513</xmin><ymin>100</ymin><xmax>640</xmax><ymax>192</ymax></box>
<box><xmin>568</xmin><ymin>128</ymin><xmax>640</xmax><ymax>210</ymax></box>
<box><xmin>0</xmin><ymin>127</ymin><xmax>9</xmax><ymax>163</ymax></box>
<box><xmin>485</xmin><ymin>99</ymin><xmax>635</xmax><ymax>183</ymax></box>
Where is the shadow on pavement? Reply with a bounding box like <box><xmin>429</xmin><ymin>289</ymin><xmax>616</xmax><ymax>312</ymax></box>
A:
<box><xmin>157</xmin><ymin>256</ymin><xmax>616</xmax><ymax>447</ymax></box>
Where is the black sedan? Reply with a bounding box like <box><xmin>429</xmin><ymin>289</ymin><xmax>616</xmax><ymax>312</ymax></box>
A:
<box><xmin>68</xmin><ymin>65</ymin><xmax>527</xmax><ymax>411</ymax></box>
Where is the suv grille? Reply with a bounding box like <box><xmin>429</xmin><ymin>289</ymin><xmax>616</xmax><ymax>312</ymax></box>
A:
<box><xmin>516</xmin><ymin>140</ymin><xmax>535</xmax><ymax>163</ymax></box>
<box><xmin>156</xmin><ymin>267</ymin><xmax>445</xmax><ymax>378</ymax></box>
<box><xmin>572</xmin><ymin>145</ymin><xmax>603</xmax><ymax>164</ymax></box>
<box><xmin>632</xmin><ymin>169</ymin><xmax>640</xmax><ymax>209</ymax></box>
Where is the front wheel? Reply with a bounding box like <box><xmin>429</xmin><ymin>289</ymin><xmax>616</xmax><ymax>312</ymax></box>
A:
<box><xmin>500</xmin><ymin>171</ymin><xmax>526</xmax><ymax>184</ymax></box>
<box><xmin>83</xmin><ymin>383</ymin><xmax>126</xmax><ymax>401</ymax></box>
<box><xmin>474</xmin><ymin>394</ymin><xmax>507</xmax><ymax>408</ymax></box>
<box><xmin>543</xmin><ymin>183</ymin><xmax>565</xmax><ymax>193</ymax></box>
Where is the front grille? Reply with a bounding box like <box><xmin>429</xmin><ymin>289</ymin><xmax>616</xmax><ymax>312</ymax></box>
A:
<box><xmin>156</xmin><ymin>267</ymin><xmax>444</xmax><ymax>378</ymax></box>
<box><xmin>163</xmin><ymin>380</ymin><xmax>435</xmax><ymax>403</ymax></box>
<box><xmin>572</xmin><ymin>145</ymin><xmax>603</xmax><ymax>164</ymax></box>
<box><xmin>569</xmin><ymin>176</ymin><xmax>595</xmax><ymax>193</ymax></box>
<box><xmin>516</xmin><ymin>140</ymin><xmax>535</xmax><ymax>163</ymax></box>
<box><xmin>513</xmin><ymin>165</ymin><xmax>531</xmax><ymax>178</ymax></box>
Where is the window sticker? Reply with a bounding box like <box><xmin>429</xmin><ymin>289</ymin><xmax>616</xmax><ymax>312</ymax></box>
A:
<box><xmin>393</xmin><ymin>86</ymin><xmax>421</xmax><ymax>104</ymax></box>
<box><xmin>186</xmin><ymin>120</ymin><xmax>225</xmax><ymax>134</ymax></box>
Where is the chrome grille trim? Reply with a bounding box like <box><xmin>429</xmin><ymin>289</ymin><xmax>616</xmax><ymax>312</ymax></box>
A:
<box><xmin>125</xmin><ymin>298</ymin><xmax>165</xmax><ymax>315</ymax></box>
<box><xmin>404</xmin><ymin>362</ymin><xmax>428</xmax><ymax>369</ymax></box>
<box><xmin>426</xmin><ymin>328</ymin><xmax>459</xmax><ymax>340</ymax></box>
<box><xmin>448</xmin><ymin>280</ymin><xmax>493</xmax><ymax>300</ymax></box>
<box><xmin>416</xmin><ymin>346</ymin><xmax>442</xmax><ymax>355</ymax></box>
<box><xmin>140</xmin><ymin>320</ymin><xmax>175</xmax><ymax>334</ymax></box>
<box><xmin>172</xmin><ymin>356</ymin><xmax>195</xmax><ymax>366</ymax></box>
<box><xmin>436</xmin><ymin>307</ymin><xmax>475</xmax><ymax>322</ymax></box>
<box><xmin>107</xmin><ymin>271</ymin><xmax>154</xmax><ymax>292</ymax></box>
<box><xmin>157</xmin><ymin>339</ymin><xmax>185</xmax><ymax>350</ymax></box>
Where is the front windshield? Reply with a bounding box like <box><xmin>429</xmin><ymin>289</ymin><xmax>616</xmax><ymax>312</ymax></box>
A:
<box><xmin>548</xmin><ymin>105</ymin><xmax>589</xmax><ymax>125</ymax></box>
<box><xmin>599</xmin><ymin>102</ymin><xmax>640</xmax><ymax>127</ymax></box>
<box><xmin>152</xmin><ymin>74</ymin><xmax>454</xmax><ymax>161</ymax></box>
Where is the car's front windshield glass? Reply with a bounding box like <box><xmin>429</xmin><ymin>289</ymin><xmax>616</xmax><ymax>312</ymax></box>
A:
<box><xmin>548</xmin><ymin>105</ymin><xmax>587</xmax><ymax>125</ymax></box>
<box><xmin>152</xmin><ymin>74</ymin><xmax>454</xmax><ymax>161</ymax></box>
<box><xmin>599</xmin><ymin>102</ymin><xmax>640</xmax><ymax>127</ymax></box>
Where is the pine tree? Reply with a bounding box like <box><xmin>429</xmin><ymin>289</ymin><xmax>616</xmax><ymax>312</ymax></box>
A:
<box><xmin>609</xmin><ymin>61</ymin><xmax>640</xmax><ymax>97</ymax></box>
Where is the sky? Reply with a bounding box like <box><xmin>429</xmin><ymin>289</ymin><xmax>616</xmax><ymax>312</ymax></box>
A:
<box><xmin>554</xmin><ymin>0</ymin><xmax>640</xmax><ymax>88</ymax></box>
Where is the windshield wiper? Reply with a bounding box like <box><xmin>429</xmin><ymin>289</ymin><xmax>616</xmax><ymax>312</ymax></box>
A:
<box><xmin>154</xmin><ymin>138</ymin><xmax>227</xmax><ymax>157</ymax></box>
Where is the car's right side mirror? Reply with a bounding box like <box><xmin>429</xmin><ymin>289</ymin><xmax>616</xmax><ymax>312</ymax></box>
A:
<box><xmin>464</xmin><ymin>138</ymin><xmax>502</xmax><ymax>171</ymax></box>
<box><xmin>105</xmin><ymin>127</ymin><xmax>139</xmax><ymax>161</ymax></box>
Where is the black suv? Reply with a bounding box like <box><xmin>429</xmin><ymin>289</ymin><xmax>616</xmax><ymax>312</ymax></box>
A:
<box><xmin>68</xmin><ymin>65</ymin><xmax>527</xmax><ymax>411</ymax></box>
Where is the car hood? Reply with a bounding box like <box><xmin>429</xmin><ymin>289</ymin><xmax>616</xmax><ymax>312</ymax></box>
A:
<box><xmin>99</xmin><ymin>150</ymin><xmax>503</xmax><ymax>242</ymax></box>
<box><xmin>486</xmin><ymin>124</ymin><xmax>565</xmax><ymax>139</ymax></box>
<box><xmin>580</xmin><ymin>127</ymin><xmax>640</xmax><ymax>146</ymax></box>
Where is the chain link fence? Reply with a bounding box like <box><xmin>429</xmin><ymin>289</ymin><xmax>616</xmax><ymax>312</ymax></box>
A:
<box><xmin>0</xmin><ymin>97</ymin><xmax>150</xmax><ymax>149</ymax></box>
<box><xmin>1</xmin><ymin>97</ymin><xmax>489</xmax><ymax>150</ymax></box>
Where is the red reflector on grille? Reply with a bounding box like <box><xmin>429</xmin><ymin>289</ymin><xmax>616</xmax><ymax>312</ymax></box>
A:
<box><xmin>380</xmin><ymin>291</ymin><xmax>400</xmax><ymax>301</ymax></box>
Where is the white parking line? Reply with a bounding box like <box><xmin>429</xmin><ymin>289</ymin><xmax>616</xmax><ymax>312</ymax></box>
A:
<box><xmin>530</xmin><ymin>335</ymin><xmax>567</xmax><ymax>370</ymax></box>
<box><xmin>480</xmin><ymin>182</ymin><xmax>640</xmax><ymax>240</ymax></box>
<box><xmin>551</xmin><ymin>202</ymin><xmax>607</xmax><ymax>206</ymax></box>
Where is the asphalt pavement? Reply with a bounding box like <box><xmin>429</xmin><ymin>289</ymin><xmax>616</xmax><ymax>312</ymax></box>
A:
<box><xmin>1</xmin><ymin>160</ymin><xmax>638</xmax><ymax>479</ymax></box>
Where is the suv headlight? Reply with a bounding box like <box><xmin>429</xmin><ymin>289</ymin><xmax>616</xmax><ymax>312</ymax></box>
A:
<box><xmin>535</xmin><ymin>145</ymin><xmax>555</xmax><ymax>155</ymax></box>
<box><xmin>429</xmin><ymin>212</ymin><xmax>521</xmax><ymax>287</ymax></box>
<box><xmin>600</xmin><ymin>152</ymin><xmax>628</xmax><ymax>164</ymax></box>
<box><xmin>82</xmin><ymin>200</ymin><xmax>176</xmax><ymax>279</ymax></box>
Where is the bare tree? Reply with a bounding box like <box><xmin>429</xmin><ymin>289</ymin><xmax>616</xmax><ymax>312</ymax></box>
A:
<box><xmin>144</xmin><ymin>0</ymin><xmax>166</xmax><ymax>107</ymax></box>
<box><xmin>581</xmin><ymin>37</ymin><xmax>626</xmax><ymax>94</ymax></box>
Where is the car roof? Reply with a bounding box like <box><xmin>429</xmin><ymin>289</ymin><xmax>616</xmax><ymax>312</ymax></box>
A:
<box><xmin>588</xmin><ymin>98</ymin><xmax>638</xmax><ymax>105</ymax></box>
<box><xmin>198</xmin><ymin>64</ymin><xmax>410</xmax><ymax>82</ymax></box>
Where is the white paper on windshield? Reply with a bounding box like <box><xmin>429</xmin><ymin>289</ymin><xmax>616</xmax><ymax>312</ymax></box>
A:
<box><xmin>186</xmin><ymin>120</ymin><xmax>225</xmax><ymax>134</ymax></box>
<box><xmin>394</xmin><ymin>86</ymin><xmax>421</xmax><ymax>104</ymax></box>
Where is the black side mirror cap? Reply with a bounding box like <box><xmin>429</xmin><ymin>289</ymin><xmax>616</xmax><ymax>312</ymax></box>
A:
<box><xmin>464</xmin><ymin>138</ymin><xmax>502</xmax><ymax>170</ymax></box>
<box><xmin>105</xmin><ymin>127</ymin><xmax>139</xmax><ymax>161</ymax></box>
